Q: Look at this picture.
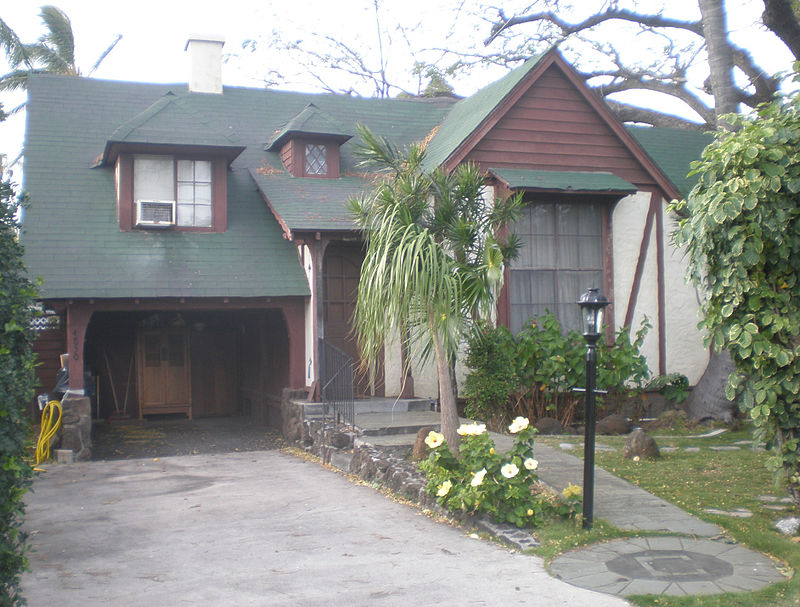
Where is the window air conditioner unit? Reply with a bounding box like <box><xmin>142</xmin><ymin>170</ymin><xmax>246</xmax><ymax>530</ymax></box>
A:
<box><xmin>135</xmin><ymin>200</ymin><xmax>175</xmax><ymax>228</ymax></box>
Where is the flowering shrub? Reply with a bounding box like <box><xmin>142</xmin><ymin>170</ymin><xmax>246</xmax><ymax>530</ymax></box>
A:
<box><xmin>418</xmin><ymin>418</ymin><xmax>581</xmax><ymax>527</ymax></box>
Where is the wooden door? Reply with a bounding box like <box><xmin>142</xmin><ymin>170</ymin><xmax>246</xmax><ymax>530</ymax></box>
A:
<box><xmin>137</xmin><ymin>329</ymin><xmax>191</xmax><ymax>418</ymax></box>
<box><xmin>190</xmin><ymin>329</ymin><xmax>238</xmax><ymax>417</ymax></box>
<box><xmin>323</xmin><ymin>243</ymin><xmax>384</xmax><ymax>396</ymax></box>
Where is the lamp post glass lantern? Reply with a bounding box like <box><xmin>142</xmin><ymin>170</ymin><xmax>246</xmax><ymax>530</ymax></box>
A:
<box><xmin>578</xmin><ymin>287</ymin><xmax>609</xmax><ymax>342</ymax></box>
<box><xmin>577</xmin><ymin>287</ymin><xmax>609</xmax><ymax>530</ymax></box>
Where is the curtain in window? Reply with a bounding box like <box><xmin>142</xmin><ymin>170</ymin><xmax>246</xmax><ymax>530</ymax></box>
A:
<box><xmin>510</xmin><ymin>201</ymin><xmax>603</xmax><ymax>333</ymax></box>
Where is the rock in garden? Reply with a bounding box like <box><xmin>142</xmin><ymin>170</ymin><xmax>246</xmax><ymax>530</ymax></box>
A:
<box><xmin>775</xmin><ymin>517</ymin><xmax>800</xmax><ymax>536</ymax></box>
<box><xmin>329</xmin><ymin>431</ymin><xmax>352</xmax><ymax>449</ymax></box>
<box><xmin>535</xmin><ymin>416</ymin><xmax>563</xmax><ymax>435</ymax></box>
<box><xmin>597</xmin><ymin>413</ymin><xmax>631</xmax><ymax>435</ymax></box>
<box><xmin>412</xmin><ymin>426</ymin><xmax>434</xmax><ymax>461</ymax></box>
<box><xmin>622</xmin><ymin>428</ymin><xmax>660</xmax><ymax>459</ymax></box>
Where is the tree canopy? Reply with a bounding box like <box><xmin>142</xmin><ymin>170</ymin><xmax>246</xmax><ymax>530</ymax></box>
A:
<box><xmin>0</xmin><ymin>104</ymin><xmax>37</xmax><ymax>605</ymax></box>
<box><xmin>669</xmin><ymin>76</ymin><xmax>800</xmax><ymax>504</ymax></box>
<box><xmin>482</xmin><ymin>0</ymin><xmax>797</xmax><ymax>129</ymax></box>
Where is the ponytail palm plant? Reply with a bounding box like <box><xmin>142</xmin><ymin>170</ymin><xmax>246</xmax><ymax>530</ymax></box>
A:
<box><xmin>349</xmin><ymin>125</ymin><xmax>522</xmax><ymax>453</ymax></box>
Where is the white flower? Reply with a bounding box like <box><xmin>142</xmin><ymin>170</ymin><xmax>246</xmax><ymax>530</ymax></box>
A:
<box><xmin>437</xmin><ymin>480</ymin><xmax>452</xmax><ymax>497</ymax></box>
<box><xmin>457</xmin><ymin>422</ymin><xmax>487</xmax><ymax>436</ymax></box>
<box><xmin>471</xmin><ymin>468</ymin><xmax>487</xmax><ymax>487</ymax></box>
<box><xmin>501</xmin><ymin>462</ymin><xmax>519</xmax><ymax>479</ymax></box>
<box><xmin>524</xmin><ymin>458</ymin><xmax>539</xmax><ymax>471</ymax></box>
<box><xmin>508</xmin><ymin>416</ymin><xmax>529</xmax><ymax>434</ymax></box>
<box><xmin>424</xmin><ymin>431</ymin><xmax>444</xmax><ymax>449</ymax></box>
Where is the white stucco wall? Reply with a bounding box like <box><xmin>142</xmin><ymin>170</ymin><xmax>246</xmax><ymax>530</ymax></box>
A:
<box><xmin>612</xmin><ymin>192</ymin><xmax>708</xmax><ymax>385</ymax></box>
<box><xmin>300</xmin><ymin>244</ymin><xmax>315</xmax><ymax>388</ymax></box>
<box><xmin>662</xmin><ymin>212</ymin><xmax>709</xmax><ymax>384</ymax></box>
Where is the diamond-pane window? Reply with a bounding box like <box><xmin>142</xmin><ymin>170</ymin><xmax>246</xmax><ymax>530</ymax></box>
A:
<box><xmin>305</xmin><ymin>144</ymin><xmax>327</xmax><ymax>176</ymax></box>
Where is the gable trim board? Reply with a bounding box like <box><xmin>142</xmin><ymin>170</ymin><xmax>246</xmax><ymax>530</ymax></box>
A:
<box><xmin>433</xmin><ymin>50</ymin><xmax>681</xmax><ymax>201</ymax></box>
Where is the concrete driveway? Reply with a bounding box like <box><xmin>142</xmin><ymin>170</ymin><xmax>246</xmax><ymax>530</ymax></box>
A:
<box><xmin>22</xmin><ymin>451</ymin><xmax>629</xmax><ymax>606</ymax></box>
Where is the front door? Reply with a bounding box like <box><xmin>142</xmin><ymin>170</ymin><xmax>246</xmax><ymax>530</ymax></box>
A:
<box><xmin>323</xmin><ymin>243</ymin><xmax>384</xmax><ymax>397</ymax></box>
<box><xmin>137</xmin><ymin>328</ymin><xmax>192</xmax><ymax>418</ymax></box>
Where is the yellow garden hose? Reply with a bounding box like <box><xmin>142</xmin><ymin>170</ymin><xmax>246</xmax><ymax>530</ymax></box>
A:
<box><xmin>35</xmin><ymin>400</ymin><xmax>62</xmax><ymax>465</ymax></box>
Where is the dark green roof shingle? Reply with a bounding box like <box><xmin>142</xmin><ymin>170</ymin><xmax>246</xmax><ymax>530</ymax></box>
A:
<box><xmin>489</xmin><ymin>168</ymin><xmax>636</xmax><ymax>192</ymax></box>
<box><xmin>627</xmin><ymin>125</ymin><xmax>713</xmax><ymax>197</ymax></box>
<box><xmin>22</xmin><ymin>75</ymin><xmax>448</xmax><ymax>299</ymax></box>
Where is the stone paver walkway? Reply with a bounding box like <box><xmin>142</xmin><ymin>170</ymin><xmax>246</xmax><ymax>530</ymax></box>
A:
<box><xmin>355</xmin><ymin>409</ymin><xmax>790</xmax><ymax>599</ymax></box>
<box><xmin>550</xmin><ymin>536</ymin><xmax>786</xmax><ymax>597</ymax></box>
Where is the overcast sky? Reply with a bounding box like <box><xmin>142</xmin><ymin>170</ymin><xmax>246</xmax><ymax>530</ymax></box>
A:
<box><xmin>1</xmin><ymin>0</ymin><xmax>795</xmax><ymax>174</ymax></box>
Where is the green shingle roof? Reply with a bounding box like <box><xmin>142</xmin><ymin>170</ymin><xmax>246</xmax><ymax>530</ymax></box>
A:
<box><xmin>422</xmin><ymin>53</ymin><xmax>546</xmax><ymax>171</ymax></box>
<box><xmin>22</xmin><ymin>75</ymin><xmax>448</xmax><ymax>300</ymax></box>
<box><xmin>102</xmin><ymin>91</ymin><xmax>244</xmax><ymax>163</ymax></box>
<box><xmin>627</xmin><ymin>125</ymin><xmax>714</xmax><ymax>197</ymax></box>
<box><xmin>266</xmin><ymin>103</ymin><xmax>352</xmax><ymax>150</ymax></box>
<box><xmin>249</xmin><ymin>171</ymin><xmax>365</xmax><ymax>234</ymax></box>
<box><xmin>22</xmin><ymin>64</ymin><xmax>708</xmax><ymax>301</ymax></box>
<box><xmin>489</xmin><ymin>168</ymin><xmax>637</xmax><ymax>192</ymax></box>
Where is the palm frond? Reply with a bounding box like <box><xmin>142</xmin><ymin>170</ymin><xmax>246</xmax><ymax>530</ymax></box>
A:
<box><xmin>89</xmin><ymin>34</ymin><xmax>122</xmax><ymax>75</ymax></box>
<box><xmin>38</xmin><ymin>6</ymin><xmax>76</xmax><ymax>73</ymax></box>
<box><xmin>0</xmin><ymin>17</ymin><xmax>33</xmax><ymax>69</ymax></box>
<box><xmin>0</xmin><ymin>69</ymin><xmax>34</xmax><ymax>93</ymax></box>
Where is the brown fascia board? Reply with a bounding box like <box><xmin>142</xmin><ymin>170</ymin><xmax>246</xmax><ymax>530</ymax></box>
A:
<box><xmin>251</xmin><ymin>180</ymin><xmax>294</xmax><ymax>241</ymax></box>
<box><xmin>101</xmin><ymin>141</ymin><xmax>245</xmax><ymax>166</ymax></box>
<box><xmin>443</xmin><ymin>50</ymin><xmax>682</xmax><ymax>202</ymax></box>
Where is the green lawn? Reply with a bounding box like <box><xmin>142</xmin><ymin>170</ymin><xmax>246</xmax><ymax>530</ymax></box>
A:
<box><xmin>535</xmin><ymin>426</ymin><xmax>800</xmax><ymax>606</ymax></box>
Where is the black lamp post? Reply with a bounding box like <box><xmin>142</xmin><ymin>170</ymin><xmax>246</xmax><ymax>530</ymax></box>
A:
<box><xmin>577</xmin><ymin>287</ymin><xmax>609</xmax><ymax>531</ymax></box>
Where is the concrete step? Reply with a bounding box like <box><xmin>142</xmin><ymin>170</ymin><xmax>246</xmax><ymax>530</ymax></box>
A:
<box><xmin>300</xmin><ymin>397</ymin><xmax>433</xmax><ymax>416</ymax></box>
<box><xmin>355</xmin><ymin>410</ymin><xmax>441</xmax><ymax>437</ymax></box>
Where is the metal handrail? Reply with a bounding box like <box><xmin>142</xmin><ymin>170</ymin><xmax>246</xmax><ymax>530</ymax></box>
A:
<box><xmin>318</xmin><ymin>338</ymin><xmax>355</xmax><ymax>430</ymax></box>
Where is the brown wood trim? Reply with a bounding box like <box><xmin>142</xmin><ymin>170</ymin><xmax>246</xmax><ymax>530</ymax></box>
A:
<box><xmin>66</xmin><ymin>303</ymin><xmax>93</xmax><ymax>392</ymax></box>
<box><xmin>213</xmin><ymin>159</ymin><xmax>227</xmax><ymax>232</ymax></box>
<box><xmin>46</xmin><ymin>296</ymin><xmax>307</xmax><ymax>313</ymax></box>
<box><xmin>253</xmin><ymin>180</ymin><xmax>293</xmax><ymax>240</ymax></box>
<box><xmin>282</xmin><ymin>301</ymin><xmax>306</xmax><ymax>390</ymax></box>
<box><xmin>117</xmin><ymin>154</ymin><xmax>134</xmax><ymax>231</ymax></box>
<box><xmin>655</xmin><ymin>197</ymin><xmax>667</xmax><ymax>375</ymax></box>
<box><xmin>602</xmin><ymin>202</ymin><xmax>615</xmax><ymax>341</ymax></box>
<box><xmin>624</xmin><ymin>193</ymin><xmax>658</xmax><ymax>331</ymax></box>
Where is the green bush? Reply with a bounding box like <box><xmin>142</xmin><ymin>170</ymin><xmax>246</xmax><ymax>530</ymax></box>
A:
<box><xmin>462</xmin><ymin>323</ymin><xmax>519</xmax><ymax>422</ymax></box>
<box><xmin>464</xmin><ymin>313</ymin><xmax>661</xmax><ymax>427</ymax></box>
<box><xmin>418</xmin><ymin>419</ymin><xmax>580</xmax><ymax>527</ymax></box>
<box><xmin>0</xmin><ymin>172</ymin><xmax>37</xmax><ymax>605</ymax></box>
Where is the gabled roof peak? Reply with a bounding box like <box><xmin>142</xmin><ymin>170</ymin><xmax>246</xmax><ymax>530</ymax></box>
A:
<box><xmin>266</xmin><ymin>102</ymin><xmax>353</xmax><ymax>151</ymax></box>
<box><xmin>100</xmin><ymin>91</ymin><xmax>244</xmax><ymax>165</ymax></box>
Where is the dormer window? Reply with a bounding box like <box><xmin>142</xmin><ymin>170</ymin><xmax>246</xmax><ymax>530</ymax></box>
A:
<box><xmin>115</xmin><ymin>153</ymin><xmax>228</xmax><ymax>232</ymax></box>
<box><xmin>305</xmin><ymin>144</ymin><xmax>328</xmax><ymax>176</ymax></box>
<box><xmin>177</xmin><ymin>159</ymin><xmax>212</xmax><ymax>226</ymax></box>
<box><xmin>132</xmin><ymin>155</ymin><xmax>213</xmax><ymax>228</ymax></box>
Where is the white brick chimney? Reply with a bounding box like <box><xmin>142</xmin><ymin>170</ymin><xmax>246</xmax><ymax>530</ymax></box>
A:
<box><xmin>185</xmin><ymin>36</ymin><xmax>225</xmax><ymax>94</ymax></box>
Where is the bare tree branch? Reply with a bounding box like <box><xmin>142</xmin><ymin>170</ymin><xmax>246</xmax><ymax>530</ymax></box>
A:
<box><xmin>485</xmin><ymin>8</ymin><xmax>703</xmax><ymax>45</ymax></box>
<box><xmin>605</xmin><ymin>99</ymin><xmax>706</xmax><ymax>130</ymax></box>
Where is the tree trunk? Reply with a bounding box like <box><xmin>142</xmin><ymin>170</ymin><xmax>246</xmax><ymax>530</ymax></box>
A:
<box><xmin>699</xmin><ymin>0</ymin><xmax>738</xmax><ymax>120</ymax></box>
<box><xmin>433</xmin><ymin>330</ymin><xmax>460</xmax><ymax>456</ymax></box>
<box><xmin>763</xmin><ymin>0</ymin><xmax>800</xmax><ymax>60</ymax></box>
<box><xmin>686</xmin><ymin>350</ymin><xmax>737</xmax><ymax>422</ymax></box>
